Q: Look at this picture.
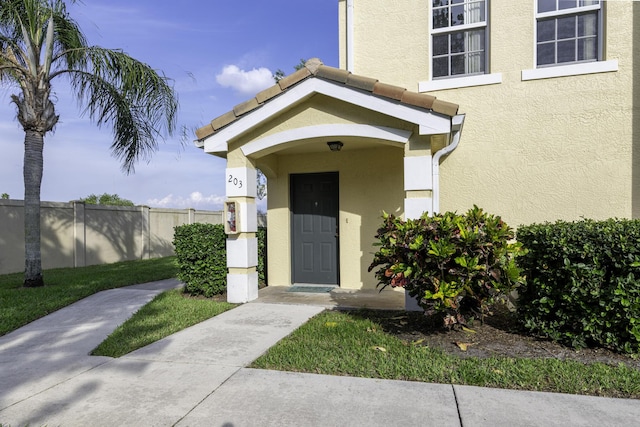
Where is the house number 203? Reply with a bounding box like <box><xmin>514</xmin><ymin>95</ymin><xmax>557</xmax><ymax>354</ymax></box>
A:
<box><xmin>228</xmin><ymin>175</ymin><xmax>243</xmax><ymax>189</ymax></box>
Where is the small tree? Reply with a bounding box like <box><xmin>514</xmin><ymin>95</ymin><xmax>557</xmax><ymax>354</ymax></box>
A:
<box><xmin>79</xmin><ymin>193</ymin><xmax>134</xmax><ymax>206</ymax></box>
<box><xmin>273</xmin><ymin>58</ymin><xmax>307</xmax><ymax>83</ymax></box>
<box><xmin>1</xmin><ymin>193</ymin><xmax>9</xmax><ymax>199</ymax></box>
<box><xmin>0</xmin><ymin>0</ymin><xmax>177</xmax><ymax>287</ymax></box>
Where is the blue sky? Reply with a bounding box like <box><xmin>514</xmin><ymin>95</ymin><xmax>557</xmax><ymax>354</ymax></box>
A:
<box><xmin>0</xmin><ymin>0</ymin><xmax>338</xmax><ymax>210</ymax></box>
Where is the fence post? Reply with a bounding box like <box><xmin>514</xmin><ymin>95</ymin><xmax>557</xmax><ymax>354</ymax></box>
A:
<box><xmin>73</xmin><ymin>201</ymin><xmax>86</xmax><ymax>268</ymax></box>
<box><xmin>188</xmin><ymin>208</ymin><xmax>196</xmax><ymax>224</ymax></box>
<box><xmin>141</xmin><ymin>206</ymin><xmax>150</xmax><ymax>259</ymax></box>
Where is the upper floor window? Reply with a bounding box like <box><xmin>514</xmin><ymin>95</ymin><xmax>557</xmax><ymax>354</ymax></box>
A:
<box><xmin>536</xmin><ymin>1</ymin><xmax>602</xmax><ymax>67</ymax></box>
<box><xmin>431</xmin><ymin>0</ymin><xmax>488</xmax><ymax>79</ymax></box>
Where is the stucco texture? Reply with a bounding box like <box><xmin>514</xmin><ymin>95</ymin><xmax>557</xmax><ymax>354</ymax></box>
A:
<box><xmin>341</xmin><ymin>0</ymin><xmax>639</xmax><ymax>227</ymax></box>
<box><xmin>266</xmin><ymin>146</ymin><xmax>403</xmax><ymax>290</ymax></box>
<box><xmin>226</xmin><ymin>96</ymin><xmax>417</xmax><ymax>289</ymax></box>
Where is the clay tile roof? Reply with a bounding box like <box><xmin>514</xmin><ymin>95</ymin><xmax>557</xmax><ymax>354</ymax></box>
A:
<box><xmin>256</xmin><ymin>84</ymin><xmax>282</xmax><ymax>104</ymax></box>
<box><xmin>315</xmin><ymin>66</ymin><xmax>350</xmax><ymax>83</ymax></box>
<box><xmin>372</xmin><ymin>82</ymin><xmax>406</xmax><ymax>101</ymax></box>
<box><xmin>346</xmin><ymin>74</ymin><xmax>378</xmax><ymax>92</ymax></box>
<box><xmin>233</xmin><ymin>98</ymin><xmax>260</xmax><ymax>117</ymax></box>
<box><xmin>278</xmin><ymin>67</ymin><xmax>311</xmax><ymax>90</ymax></box>
<box><xmin>195</xmin><ymin>58</ymin><xmax>459</xmax><ymax>142</ymax></box>
<box><xmin>401</xmin><ymin>91</ymin><xmax>436</xmax><ymax>110</ymax></box>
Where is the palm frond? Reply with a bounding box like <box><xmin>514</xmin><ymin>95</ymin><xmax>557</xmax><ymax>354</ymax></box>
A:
<box><xmin>66</xmin><ymin>47</ymin><xmax>178</xmax><ymax>173</ymax></box>
<box><xmin>0</xmin><ymin>0</ymin><xmax>178</xmax><ymax>173</ymax></box>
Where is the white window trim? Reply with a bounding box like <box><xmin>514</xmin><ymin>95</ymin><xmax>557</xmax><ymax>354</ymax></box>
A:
<box><xmin>522</xmin><ymin>59</ymin><xmax>617</xmax><ymax>81</ymax></box>
<box><xmin>430</xmin><ymin>0</ymin><xmax>490</xmax><ymax>81</ymax></box>
<box><xmin>533</xmin><ymin>1</ymin><xmax>603</xmax><ymax>69</ymax></box>
<box><xmin>537</xmin><ymin>4</ymin><xmax>600</xmax><ymax>19</ymax></box>
<box><xmin>419</xmin><ymin>72</ymin><xmax>502</xmax><ymax>92</ymax></box>
<box><xmin>431</xmin><ymin>21</ymin><xmax>485</xmax><ymax>35</ymax></box>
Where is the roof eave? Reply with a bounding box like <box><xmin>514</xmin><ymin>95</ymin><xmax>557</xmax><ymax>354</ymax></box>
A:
<box><xmin>200</xmin><ymin>78</ymin><xmax>454</xmax><ymax>155</ymax></box>
<box><xmin>194</xmin><ymin>58</ymin><xmax>460</xmax><ymax>148</ymax></box>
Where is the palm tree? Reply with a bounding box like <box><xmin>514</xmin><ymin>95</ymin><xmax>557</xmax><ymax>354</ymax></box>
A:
<box><xmin>0</xmin><ymin>0</ymin><xmax>178</xmax><ymax>287</ymax></box>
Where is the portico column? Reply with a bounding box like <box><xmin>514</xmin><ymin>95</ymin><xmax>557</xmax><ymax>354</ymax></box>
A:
<box><xmin>403</xmin><ymin>138</ymin><xmax>434</xmax><ymax>310</ymax></box>
<box><xmin>225</xmin><ymin>165</ymin><xmax>259</xmax><ymax>303</ymax></box>
<box><xmin>404</xmin><ymin>155</ymin><xmax>434</xmax><ymax>219</ymax></box>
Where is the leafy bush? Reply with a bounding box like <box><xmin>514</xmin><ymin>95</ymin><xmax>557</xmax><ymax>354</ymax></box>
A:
<box><xmin>369</xmin><ymin>206</ymin><xmax>523</xmax><ymax>327</ymax></box>
<box><xmin>173</xmin><ymin>223</ymin><xmax>227</xmax><ymax>297</ymax></box>
<box><xmin>517</xmin><ymin>219</ymin><xmax>640</xmax><ymax>353</ymax></box>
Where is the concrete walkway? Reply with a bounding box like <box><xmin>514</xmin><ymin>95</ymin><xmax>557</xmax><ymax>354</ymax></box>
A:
<box><xmin>0</xmin><ymin>280</ymin><xmax>639</xmax><ymax>426</ymax></box>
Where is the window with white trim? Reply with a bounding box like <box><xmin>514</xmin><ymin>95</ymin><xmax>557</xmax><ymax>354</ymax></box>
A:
<box><xmin>431</xmin><ymin>0</ymin><xmax>488</xmax><ymax>79</ymax></box>
<box><xmin>536</xmin><ymin>0</ymin><xmax>602</xmax><ymax>67</ymax></box>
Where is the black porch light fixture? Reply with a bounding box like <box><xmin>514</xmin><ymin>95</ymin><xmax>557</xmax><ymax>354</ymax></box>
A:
<box><xmin>327</xmin><ymin>141</ymin><xmax>344</xmax><ymax>152</ymax></box>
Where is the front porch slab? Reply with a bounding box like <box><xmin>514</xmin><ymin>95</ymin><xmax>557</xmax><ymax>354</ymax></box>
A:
<box><xmin>253</xmin><ymin>286</ymin><xmax>405</xmax><ymax>310</ymax></box>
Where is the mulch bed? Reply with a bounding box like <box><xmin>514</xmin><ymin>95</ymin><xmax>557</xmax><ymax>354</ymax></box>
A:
<box><xmin>357</xmin><ymin>305</ymin><xmax>640</xmax><ymax>369</ymax></box>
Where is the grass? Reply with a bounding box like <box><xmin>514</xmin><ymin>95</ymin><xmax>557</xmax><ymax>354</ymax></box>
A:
<box><xmin>0</xmin><ymin>256</ymin><xmax>179</xmax><ymax>336</ymax></box>
<box><xmin>92</xmin><ymin>288</ymin><xmax>235</xmax><ymax>357</ymax></box>
<box><xmin>5</xmin><ymin>257</ymin><xmax>637</xmax><ymax>398</ymax></box>
<box><xmin>251</xmin><ymin>310</ymin><xmax>640</xmax><ymax>399</ymax></box>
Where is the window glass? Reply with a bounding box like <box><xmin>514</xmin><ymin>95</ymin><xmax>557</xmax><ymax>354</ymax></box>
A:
<box><xmin>578</xmin><ymin>38</ymin><xmax>597</xmax><ymax>61</ymax></box>
<box><xmin>539</xmin><ymin>0</ymin><xmax>599</xmax><ymax>13</ymax></box>
<box><xmin>433</xmin><ymin>8</ymin><xmax>449</xmax><ymax>29</ymax></box>
<box><xmin>451</xmin><ymin>55</ymin><xmax>466</xmax><ymax>75</ymax></box>
<box><xmin>557</xmin><ymin>16</ymin><xmax>575</xmax><ymax>39</ymax></box>
<box><xmin>537</xmin><ymin>43</ymin><xmax>555</xmax><ymax>65</ymax></box>
<box><xmin>433</xmin><ymin>34</ymin><xmax>449</xmax><ymax>56</ymax></box>
<box><xmin>538</xmin><ymin>0</ymin><xmax>556</xmax><ymax>13</ymax></box>
<box><xmin>431</xmin><ymin>0</ymin><xmax>488</xmax><ymax>78</ymax></box>
<box><xmin>433</xmin><ymin>57</ymin><xmax>449</xmax><ymax>78</ymax></box>
<box><xmin>559</xmin><ymin>1</ymin><xmax>577</xmax><ymax>10</ymax></box>
<box><xmin>451</xmin><ymin>33</ymin><xmax>466</xmax><ymax>53</ymax></box>
<box><xmin>451</xmin><ymin>4</ymin><xmax>465</xmax><ymax>25</ymax></box>
<box><xmin>578</xmin><ymin>14</ymin><xmax>597</xmax><ymax>37</ymax></box>
<box><xmin>535</xmin><ymin>1</ymin><xmax>601</xmax><ymax>67</ymax></box>
<box><xmin>557</xmin><ymin>40</ymin><xmax>576</xmax><ymax>62</ymax></box>
<box><xmin>537</xmin><ymin>20</ymin><xmax>555</xmax><ymax>42</ymax></box>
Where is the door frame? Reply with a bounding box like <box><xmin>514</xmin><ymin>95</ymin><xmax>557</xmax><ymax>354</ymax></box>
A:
<box><xmin>289</xmin><ymin>172</ymin><xmax>340</xmax><ymax>285</ymax></box>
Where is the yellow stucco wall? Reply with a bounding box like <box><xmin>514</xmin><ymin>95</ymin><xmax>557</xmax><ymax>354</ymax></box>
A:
<box><xmin>340</xmin><ymin>0</ymin><xmax>638</xmax><ymax>227</ymax></box>
<box><xmin>339</xmin><ymin>0</ymin><xmax>429</xmax><ymax>88</ymax></box>
<box><xmin>264</xmin><ymin>145</ymin><xmax>403</xmax><ymax>289</ymax></box>
<box><xmin>233</xmin><ymin>94</ymin><xmax>416</xmax><ymax>150</ymax></box>
<box><xmin>224</xmin><ymin>96</ymin><xmax>423</xmax><ymax>289</ymax></box>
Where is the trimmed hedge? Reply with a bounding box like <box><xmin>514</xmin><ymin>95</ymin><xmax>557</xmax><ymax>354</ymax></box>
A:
<box><xmin>517</xmin><ymin>219</ymin><xmax>640</xmax><ymax>353</ymax></box>
<box><xmin>174</xmin><ymin>223</ymin><xmax>227</xmax><ymax>297</ymax></box>
<box><xmin>173</xmin><ymin>224</ymin><xmax>267</xmax><ymax>297</ymax></box>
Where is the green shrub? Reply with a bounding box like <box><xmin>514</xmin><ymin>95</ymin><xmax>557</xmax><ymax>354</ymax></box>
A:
<box><xmin>369</xmin><ymin>206</ymin><xmax>524</xmax><ymax>327</ymax></box>
<box><xmin>173</xmin><ymin>223</ymin><xmax>227</xmax><ymax>297</ymax></box>
<box><xmin>517</xmin><ymin>219</ymin><xmax>640</xmax><ymax>353</ymax></box>
<box><xmin>173</xmin><ymin>224</ymin><xmax>268</xmax><ymax>297</ymax></box>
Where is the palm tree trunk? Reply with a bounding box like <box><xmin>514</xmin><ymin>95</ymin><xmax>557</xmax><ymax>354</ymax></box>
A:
<box><xmin>23</xmin><ymin>130</ymin><xmax>44</xmax><ymax>287</ymax></box>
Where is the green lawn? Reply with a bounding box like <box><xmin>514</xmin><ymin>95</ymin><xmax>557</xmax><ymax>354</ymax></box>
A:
<box><xmin>0</xmin><ymin>256</ymin><xmax>179</xmax><ymax>336</ymax></box>
<box><xmin>251</xmin><ymin>310</ymin><xmax>640</xmax><ymax>399</ymax></box>
<box><xmin>5</xmin><ymin>259</ymin><xmax>638</xmax><ymax>399</ymax></box>
<box><xmin>92</xmin><ymin>288</ymin><xmax>235</xmax><ymax>357</ymax></box>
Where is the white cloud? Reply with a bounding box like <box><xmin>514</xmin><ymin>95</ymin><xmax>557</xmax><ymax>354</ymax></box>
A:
<box><xmin>146</xmin><ymin>192</ymin><xmax>226</xmax><ymax>210</ymax></box>
<box><xmin>215</xmin><ymin>65</ymin><xmax>274</xmax><ymax>95</ymax></box>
